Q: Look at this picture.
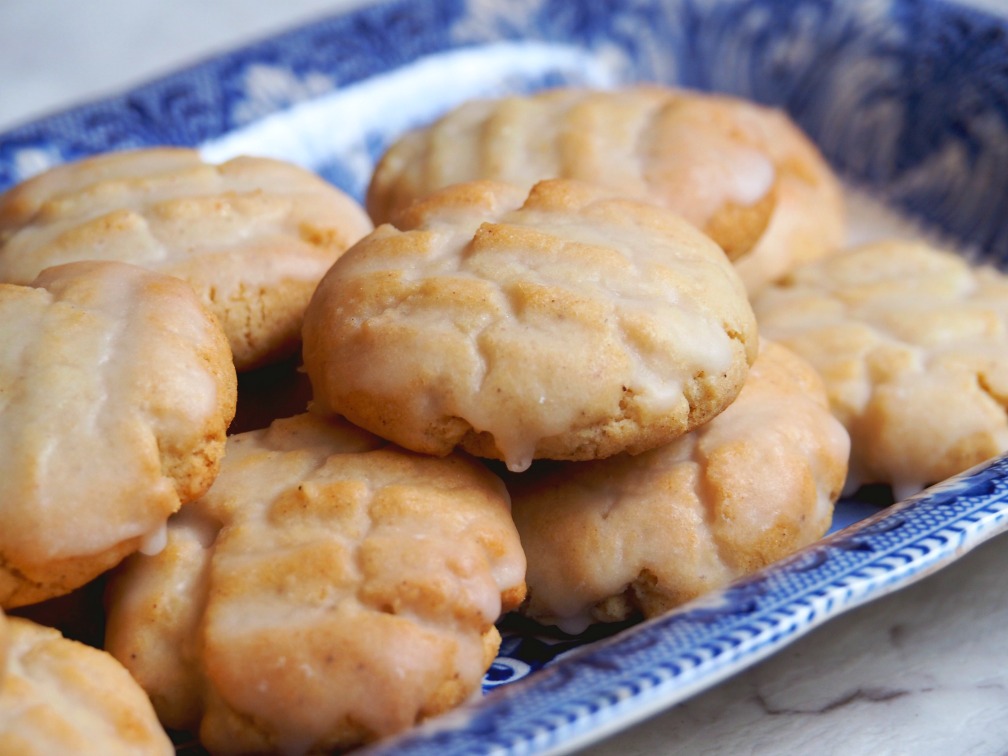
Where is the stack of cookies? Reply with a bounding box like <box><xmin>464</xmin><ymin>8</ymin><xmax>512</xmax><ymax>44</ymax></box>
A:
<box><xmin>0</xmin><ymin>147</ymin><xmax>525</xmax><ymax>753</ymax></box>
<box><xmin>1</xmin><ymin>84</ymin><xmax>1005</xmax><ymax>754</ymax></box>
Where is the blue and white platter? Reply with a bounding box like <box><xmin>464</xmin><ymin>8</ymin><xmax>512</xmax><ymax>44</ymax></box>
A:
<box><xmin>4</xmin><ymin>1</ymin><xmax>1008</xmax><ymax>754</ymax></box>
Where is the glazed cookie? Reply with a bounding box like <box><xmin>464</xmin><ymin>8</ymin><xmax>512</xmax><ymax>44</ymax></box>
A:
<box><xmin>367</xmin><ymin>86</ymin><xmax>845</xmax><ymax>293</ymax></box>
<box><xmin>0</xmin><ymin>147</ymin><xmax>373</xmax><ymax>369</ymax></box>
<box><xmin>754</xmin><ymin>240</ymin><xmax>1008</xmax><ymax>499</ymax></box>
<box><xmin>0</xmin><ymin>260</ymin><xmax>237</xmax><ymax>608</ymax></box>
<box><xmin>0</xmin><ymin>612</ymin><xmax>173</xmax><ymax>755</ymax></box>
<box><xmin>304</xmin><ymin>179</ymin><xmax>758</xmax><ymax>472</ymax></box>
<box><xmin>105</xmin><ymin>413</ymin><xmax>526</xmax><ymax>754</ymax></box>
<box><xmin>509</xmin><ymin>341</ymin><xmax>849</xmax><ymax>629</ymax></box>
<box><xmin>0</xmin><ymin>612</ymin><xmax>6</xmax><ymax>681</ymax></box>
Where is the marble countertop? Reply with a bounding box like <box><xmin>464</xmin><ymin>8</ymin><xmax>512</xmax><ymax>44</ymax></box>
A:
<box><xmin>2</xmin><ymin>2</ymin><xmax>1007</xmax><ymax>754</ymax></box>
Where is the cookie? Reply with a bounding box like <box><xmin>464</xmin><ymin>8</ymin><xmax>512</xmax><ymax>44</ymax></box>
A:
<box><xmin>0</xmin><ymin>612</ymin><xmax>6</xmax><ymax>681</ymax></box>
<box><xmin>0</xmin><ymin>260</ymin><xmax>237</xmax><ymax>608</ymax></box>
<box><xmin>0</xmin><ymin>147</ymin><xmax>373</xmax><ymax>370</ymax></box>
<box><xmin>754</xmin><ymin>240</ymin><xmax>1008</xmax><ymax>499</ymax></box>
<box><xmin>508</xmin><ymin>341</ymin><xmax>849</xmax><ymax>629</ymax></box>
<box><xmin>105</xmin><ymin>413</ymin><xmax>526</xmax><ymax>754</ymax></box>
<box><xmin>366</xmin><ymin>85</ymin><xmax>845</xmax><ymax>293</ymax></box>
<box><xmin>304</xmin><ymin>178</ymin><xmax>758</xmax><ymax>472</ymax></box>
<box><xmin>0</xmin><ymin>612</ymin><xmax>172</xmax><ymax>755</ymax></box>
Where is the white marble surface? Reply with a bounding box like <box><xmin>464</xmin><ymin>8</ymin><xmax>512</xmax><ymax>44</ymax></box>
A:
<box><xmin>2</xmin><ymin>2</ymin><xmax>1008</xmax><ymax>754</ymax></box>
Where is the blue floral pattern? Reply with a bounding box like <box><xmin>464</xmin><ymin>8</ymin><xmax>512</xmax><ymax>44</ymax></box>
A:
<box><xmin>2</xmin><ymin>1</ymin><xmax>1008</xmax><ymax>753</ymax></box>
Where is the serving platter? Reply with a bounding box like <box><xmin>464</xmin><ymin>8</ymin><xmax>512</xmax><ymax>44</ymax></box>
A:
<box><xmin>3</xmin><ymin>1</ymin><xmax>1008</xmax><ymax>754</ymax></box>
